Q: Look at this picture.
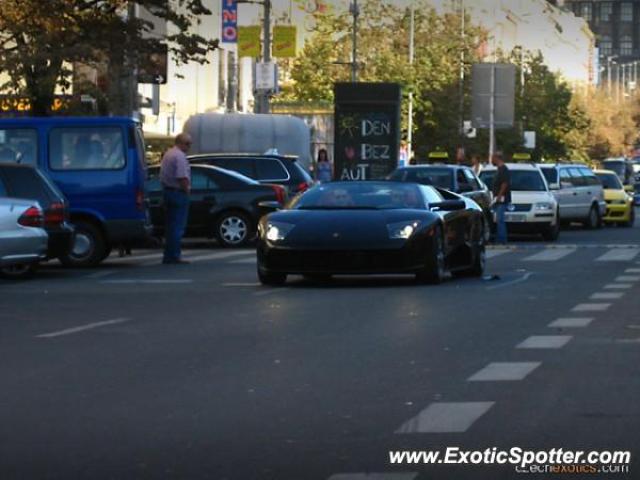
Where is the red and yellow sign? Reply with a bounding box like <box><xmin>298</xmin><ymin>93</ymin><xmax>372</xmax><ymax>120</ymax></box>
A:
<box><xmin>238</xmin><ymin>26</ymin><xmax>261</xmax><ymax>58</ymax></box>
<box><xmin>273</xmin><ymin>26</ymin><xmax>297</xmax><ymax>58</ymax></box>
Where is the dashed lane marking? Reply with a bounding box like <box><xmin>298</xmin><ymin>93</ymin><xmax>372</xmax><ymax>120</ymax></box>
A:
<box><xmin>36</xmin><ymin>318</ymin><xmax>130</xmax><ymax>338</ymax></box>
<box><xmin>548</xmin><ymin>318</ymin><xmax>594</xmax><ymax>328</ymax></box>
<box><xmin>604</xmin><ymin>284</ymin><xmax>633</xmax><ymax>290</ymax></box>
<box><xmin>516</xmin><ymin>335</ymin><xmax>572</xmax><ymax>349</ymax></box>
<box><xmin>571</xmin><ymin>303</ymin><xmax>611</xmax><ymax>312</ymax></box>
<box><xmin>229</xmin><ymin>257</ymin><xmax>257</xmax><ymax>264</ymax></box>
<box><xmin>486</xmin><ymin>250</ymin><xmax>510</xmax><ymax>259</ymax></box>
<box><xmin>468</xmin><ymin>362</ymin><xmax>541</xmax><ymax>382</ymax></box>
<box><xmin>223</xmin><ymin>282</ymin><xmax>261</xmax><ymax>287</ymax></box>
<box><xmin>590</xmin><ymin>292</ymin><xmax>625</xmax><ymax>300</ymax></box>
<box><xmin>625</xmin><ymin>268</ymin><xmax>640</xmax><ymax>273</ymax></box>
<box><xmin>100</xmin><ymin>279</ymin><xmax>193</xmax><ymax>285</ymax></box>
<box><xmin>396</xmin><ymin>402</ymin><xmax>495</xmax><ymax>433</ymax></box>
<box><xmin>596</xmin><ymin>249</ymin><xmax>640</xmax><ymax>262</ymax></box>
<box><xmin>615</xmin><ymin>276</ymin><xmax>640</xmax><ymax>283</ymax></box>
<box><xmin>524</xmin><ymin>248</ymin><xmax>576</xmax><ymax>262</ymax></box>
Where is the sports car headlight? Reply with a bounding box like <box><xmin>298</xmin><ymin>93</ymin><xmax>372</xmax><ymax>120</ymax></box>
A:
<box><xmin>534</xmin><ymin>202</ymin><xmax>553</xmax><ymax>210</ymax></box>
<box><xmin>265</xmin><ymin>222</ymin><xmax>295</xmax><ymax>242</ymax></box>
<box><xmin>387</xmin><ymin>221</ymin><xmax>420</xmax><ymax>239</ymax></box>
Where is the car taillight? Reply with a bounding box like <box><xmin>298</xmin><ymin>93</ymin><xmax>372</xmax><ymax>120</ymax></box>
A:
<box><xmin>136</xmin><ymin>189</ymin><xmax>145</xmax><ymax>211</ymax></box>
<box><xmin>297</xmin><ymin>181</ymin><xmax>310</xmax><ymax>193</ymax></box>
<box><xmin>271</xmin><ymin>185</ymin><xmax>286</xmax><ymax>204</ymax></box>
<box><xmin>18</xmin><ymin>206</ymin><xmax>44</xmax><ymax>228</ymax></box>
<box><xmin>44</xmin><ymin>202</ymin><xmax>65</xmax><ymax>227</ymax></box>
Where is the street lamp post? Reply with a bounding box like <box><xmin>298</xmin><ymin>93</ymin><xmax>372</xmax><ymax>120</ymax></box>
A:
<box><xmin>350</xmin><ymin>0</ymin><xmax>359</xmax><ymax>82</ymax></box>
<box><xmin>407</xmin><ymin>4</ymin><xmax>415</xmax><ymax>159</ymax></box>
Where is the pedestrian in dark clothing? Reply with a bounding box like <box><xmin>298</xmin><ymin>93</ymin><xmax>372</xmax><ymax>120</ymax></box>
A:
<box><xmin>160</xmin><ymin>133</ymin><xmax>192</xmax><ymax>264</ymax></box>
<box><xmin>491</xmin><ymin>151</ymin><xmax>511</xmax><ymax>244</ymax></box>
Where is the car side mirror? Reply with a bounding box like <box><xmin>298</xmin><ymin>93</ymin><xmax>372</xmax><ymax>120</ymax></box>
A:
<box><xmin>430</xmin><ymin>200</ymin><xmax>466</xmax><ymax>212</ymax></box>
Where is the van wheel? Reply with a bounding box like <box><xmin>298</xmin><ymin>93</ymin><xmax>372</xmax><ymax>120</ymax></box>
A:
<box><xmin>59</xmin><ymin>221</ymin><xmax>106</xmax><ymax>267</ymax></box>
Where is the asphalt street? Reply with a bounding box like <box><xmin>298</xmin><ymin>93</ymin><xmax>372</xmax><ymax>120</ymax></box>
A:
<box><xmin>1</xmin><ymin>216</ymin><xmax>639</xmax><ymax>480</ymax></box>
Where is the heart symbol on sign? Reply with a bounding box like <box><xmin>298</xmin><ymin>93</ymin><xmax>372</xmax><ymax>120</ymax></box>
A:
<box><xmin>345</xmin><ymin>146</ymin><xmax>356</xmax><ymax>160</ymax></box>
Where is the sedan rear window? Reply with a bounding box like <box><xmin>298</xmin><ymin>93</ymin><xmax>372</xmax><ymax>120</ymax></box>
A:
<box><xmin>256</xmin><ymin>159</ymin><xmax>288</xmax><ymax>181</ymax></box>
<box><xmin>1</xmin><ymin>167</ymin><xmax>52</xmax><ymax>207</ymax></box>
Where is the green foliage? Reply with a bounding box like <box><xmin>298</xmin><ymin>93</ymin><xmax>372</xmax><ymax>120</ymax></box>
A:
<box><xmin>0</xmin><ymin>0</ymin><xmax>219</xmax><ymax>115</ymax></box>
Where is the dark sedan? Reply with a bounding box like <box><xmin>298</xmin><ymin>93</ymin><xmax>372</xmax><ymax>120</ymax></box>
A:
<box><xmin>148</xmin><ymin>165</ymin><xmax>286</xmax><ymax>247</ymax></box>
<box><xmin>388</xmin><ymin>165</ymin><xmax>492</xmax><ymax>237</ymax></box>
<box><xmin>257</xmin><ymin>181</ymin><xmax>486</xmax><ymax>285</ymax></box>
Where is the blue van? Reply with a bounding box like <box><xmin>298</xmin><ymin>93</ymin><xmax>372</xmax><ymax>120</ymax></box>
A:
<box><xmin>0</xmin><ymin>117</ymin><xmax>151</xmax><ymax>266</ymax></box>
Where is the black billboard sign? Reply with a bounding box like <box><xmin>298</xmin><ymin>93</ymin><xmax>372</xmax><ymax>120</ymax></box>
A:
<box><xmin>334</xmin><ymin>83</ymin><xmax>401</xmax><ymax>180</ymax></box>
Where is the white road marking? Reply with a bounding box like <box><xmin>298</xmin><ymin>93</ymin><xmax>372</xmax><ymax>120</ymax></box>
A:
<box><xmin>615</xmin><ymin>276</ymin><xmax>640</xmax><ymax>282</ymax></box>
<box><xmin>596</xmin><ymin>249</ymin><xmax>640</xmax><ymax>262</ymax></box>
<box><xmin>524</xmin><ymin>249</ymin><xmax>576</xmax><ymax>262</ymax></box>
<box><xmin>328</xmin><ymin>474</ymin><xmax>418</xmax><ymax>480</ymax></box>
<box><xmin>572</xmin><ymin>303</ymin><xmax>611</xmax><ymax>312</ymax></box>
<box><xmin>85</xmin><ymin>270</ymin><xmax>117</xmax><ymax>279</ymax></box>
<box><xmin>590</xmin><ymin>292</ymin><xmax>624</xmax><ymax>300</ymax></box>
<box><xmin>625</xmin><ymin>268</ymin><xmax>640</xmax><ymax>273</ymax></box>
<box><xmin>223</xmin><ymin>282</ymin><xmax>261</xmax><ymax>287</ymax></box>
<box><xmin>180</xmin><ymin>250</ymin><xmax>254</xmax><ymax>263</ymax></box>
<box><xmin>107</xmin><ymin>252</ymin><xmax>165</xmax><ymax>263</ymax></box>
<box><xmin>37</xmin><ymin>318</ymin><xmax>129</xmax><ymax>338</ymax></box>
<box><xmin>229</xmin><ymin>257</ymin><xmax>257</xmax><ymax>264</ymax></box>
<box><xmin>517</xmin><ymin>335</ymin><xmax>572</xmax><ymax>349</ymax></box>
<box><xmin>254</xmin><ymin>287</ymin><xmax>290</xmax><ymax>296</ymax></box>
<box><xmin>396</xmin><ymin>402</ymin><xmax>494</xmax><ymax>433</ymax></box>
<box><xmin>486</xmin><ymin>250</ymin><xmax>510</xmax><ymax>259</ymax></box>
<box><xmin>468</xmin><ymin>362</ymin><xmax>541</xmax><ymax>381</ymax></box>
<box><xmin>101</xmin><ymin>279</ymin><xmax>193</xmax><ymax>284</ymax></box>
<box><xmin>604</xmin><ymin>284</ymin><xmax>633</xmax><ymax>290</ymax></box>
<box><xmin>548</xmin><ymin>318</ymin><xmax>594</xmax><ymax>328</ymax></box>
<box><xmin>486</xmin><ymin>272</ymin><xmax>532</xmax><ymax>290</ymax></box>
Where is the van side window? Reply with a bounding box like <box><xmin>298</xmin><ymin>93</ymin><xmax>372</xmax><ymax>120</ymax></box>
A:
<box><xmin>49</xmin><ymin>127</ymin><xmax>126</xmax><ymax>170</ymax></box>
<box><xmin>0</xmin><ymin>129</ymin><xmax>38</xmax><ymax>165</ymax></box>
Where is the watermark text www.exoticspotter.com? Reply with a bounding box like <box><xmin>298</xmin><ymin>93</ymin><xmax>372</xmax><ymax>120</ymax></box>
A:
<box><xmin>388</xmin><ymin>447</ymin><xmax>631</xmax><ymax>473</ymax></box>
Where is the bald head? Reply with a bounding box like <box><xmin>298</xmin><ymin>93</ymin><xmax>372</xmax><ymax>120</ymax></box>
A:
<box><xmin>175</xmin><ymin>133</ymin><xmax>192</xmax><ymax>153</ymax></box>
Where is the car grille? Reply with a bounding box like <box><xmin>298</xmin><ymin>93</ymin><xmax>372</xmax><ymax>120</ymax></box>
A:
<box><xmin>266</xmin><ymin>249</ymin><xmax>414</xmax><ymax>272</ymax></box>
<box><xmin>509</xmin><ymin>204</ymin><xmax>532</xmax><ymax>212</ymax></box>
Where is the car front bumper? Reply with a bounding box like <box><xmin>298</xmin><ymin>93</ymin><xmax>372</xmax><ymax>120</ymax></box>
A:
<box><xmin>603</xmin><ymin>203</ymin><xmax>632</xmax><ymax>223</ymax></box>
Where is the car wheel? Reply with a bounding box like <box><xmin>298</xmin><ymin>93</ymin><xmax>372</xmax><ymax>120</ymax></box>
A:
<box><xmin>584</xmin><ymin>205</ymin><xmax>600</xmax><ymax>230</ymax></box>
<box><xmin>257</xmin><ymin>266</ymin><xmax>287</xmax><ymax>286</ymax></box>
<box><xmin>542</xmin><ymin>214</ymin><xmax>560</xmax><ymax>241</ymax></box>
<box><xmin>416</xmin><ymin>227</ymin><xmax>445</xmax><ymax>285</ymax></box>
<box><xmin>624</xmin><ymin>208</ymin><xmax>635</xmax><ymax>228</ymax></box>
<box><xmin>0</xmin><ymin>263</ymin><xmax>37</xmax><ymax>279</ymax></box>
<box><xmin>59</xmin><ymin>221</ymin><xmax>106</xmax><ymax>268</ymax></box>
<box><xmin>215</xmin><ymin>211</ymin><xmax>253</xmax><ymax>247</ymax></box>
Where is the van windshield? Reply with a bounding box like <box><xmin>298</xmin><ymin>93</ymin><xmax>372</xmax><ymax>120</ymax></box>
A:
<box><xmin>0</xmin><ymin>128</ymin><xmax>38</xmax><ymax>166</ymax></box>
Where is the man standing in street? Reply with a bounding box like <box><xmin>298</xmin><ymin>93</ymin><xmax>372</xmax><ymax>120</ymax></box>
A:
<box><xmin>491</xmin><ymin>151</ymin><xmax>511</xmax><ymax>244</ymax></box>
<box><xmin>160</xmin><ymin>133</ymin><xmax>192</xmax><ymax>264</ymax></box>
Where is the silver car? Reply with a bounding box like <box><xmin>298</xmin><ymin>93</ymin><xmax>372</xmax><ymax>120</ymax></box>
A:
<box><xmin>0</xmin><ymin>198</ymin><xmax>48</xmax><ymax>278</ymax></box>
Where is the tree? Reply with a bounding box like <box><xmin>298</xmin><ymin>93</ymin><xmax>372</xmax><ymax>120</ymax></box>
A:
<box><xmin>0</xmin><ymin>0</ymin><xmax>219</xmax><ymax>116</ymax></box>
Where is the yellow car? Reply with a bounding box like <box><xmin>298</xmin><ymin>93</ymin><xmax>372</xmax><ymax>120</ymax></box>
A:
<box><xmin>594</xmin><ymin>169</ymin><xmax>635</xmax><ymax>227</ymax></box>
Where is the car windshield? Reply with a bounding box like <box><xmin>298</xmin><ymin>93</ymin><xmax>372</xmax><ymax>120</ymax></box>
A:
<box><xmin>392</xmin><ymin>168</ymin><xmax>454</xmax><ymax>190</ymax></box>
<box><xmin>291</xmin><ymin>182</ymin><xmax>424</xmax><ymax>210</ymax></box>
<box><xmin>510</xmin><ymin>171</ymin><xmax>547</xmax><ymax>191</ymax></box>
<box><xmin>602</xmin><ymin>161</ymin><xmax>625</xmax><ymax>177</ymax></box>
<box><xmin>539</xmin><ymin>167</ymin><xmax>558</xmax><ymax>185</ymax></box>
<box><xmin>596</xmin><ymin>172</ymin><xmax>623</xmax><ymax>189</ymax></box>
<box><xmin>478</xmin><ymin>170</ymin><xmax>495</xmax><ymax>190</ymax></box>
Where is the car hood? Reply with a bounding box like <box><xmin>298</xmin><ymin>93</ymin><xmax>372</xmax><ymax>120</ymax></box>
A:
<box><xmin>603</xmin><ymin>189</ymin><xmax>629</xmax><ymax>202</ymax></box>
<box><xmin>265</xmin><ymin>209</ymin><xmax>435</xmax><ymax>249</ymax></box>
<box><xmin>511</xmin><ymin>191</ymin><xmax>555</xmax><ymax>204</ymax></box>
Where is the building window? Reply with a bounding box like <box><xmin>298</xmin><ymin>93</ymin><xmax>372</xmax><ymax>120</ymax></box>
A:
<box><xmin>599</xmin><ymin>2</ymin><xmax>612</xmax><ymax>22</ymax></box>
<box><xmin>620</xmin><ymin>35</ymin><xmax>633</xmax><ymax>56</ymax></box>
<box><xmin>579</xmin><ymin>2</ymin><xmax>593</xmax><ymax>21</ymax></box>
<box><xmin>600</xmin><ymin>35</ymin><xmax>613</xmax><ymax>56</ymax></box>
<box><xmin>620</xmin><ymin>2</ymin><xmax>633</xmax><ymax>22</ymax></box>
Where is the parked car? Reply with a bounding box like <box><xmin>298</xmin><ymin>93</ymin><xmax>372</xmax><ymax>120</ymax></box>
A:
<box><xmin>480</xmin><ymin>163</ymin><xmax>560</xmax><ymax>241</ymax></box>
<box><xmin>0</xmin><ymin>163</ymin><xmax>74</xmax><ymax>260</ymax></box>
<box><xmin>0</xmin><ymin>197</ymin><xmax>48</xmax><ymax>278</ymax></box>
<box><xmin>188</xmin><ymin>153</ymin><xmax>313</xmax><ymax>196</ymax></box>
<box><xmin>537</xmin><ymin>163</ymin><xmax>606</xmax><ymax>228</ymax></box>
<box><xmin>387</xmin><ymin>164</ymin><xmax>492</xmax><ymax>238</ymax></box>
<box><xmin>147</xmin><ymin>164</ymin><xmax>286</xmax><ymax>247</ymax></box>
<box><xmin>256</xmin><ymin>181</ymin><xmax>486</xmax><ymax>285</ymax></box>
<box><xmin>0</xmin><ymin>117</ymin><xmax>152</xmax><ymax>267</ymax></box>
<box><xmin>594</xmin><ymin>169</ymin><xmax>635</xmax><ymax>227</ymax></box>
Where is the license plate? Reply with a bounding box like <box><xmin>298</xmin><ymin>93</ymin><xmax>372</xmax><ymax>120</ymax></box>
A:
<box><xmin>506</xmin><ymin>214</ymin><xmax>527</xmax><ymax>222</ymax></box>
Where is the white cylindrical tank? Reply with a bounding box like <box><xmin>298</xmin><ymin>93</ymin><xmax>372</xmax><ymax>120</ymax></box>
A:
<box><xmin>183</xmin><ymin>113</ymin><xmax>312</xmax><ymax>169</ymax></box>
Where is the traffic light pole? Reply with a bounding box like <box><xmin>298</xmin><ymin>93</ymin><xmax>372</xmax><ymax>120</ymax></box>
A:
<box><xmin>239</xmin><ymin>0</ymin><xmax>272</xmax><ymax>114</ymax></box>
